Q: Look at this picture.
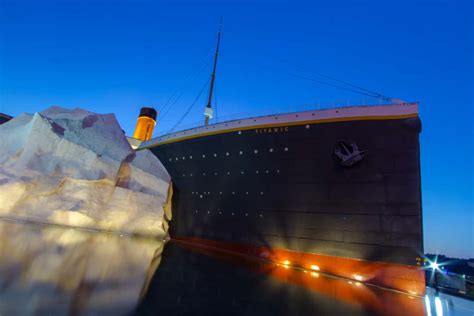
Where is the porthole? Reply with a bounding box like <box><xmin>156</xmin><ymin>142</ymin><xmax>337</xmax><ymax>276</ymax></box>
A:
<box><xmin>312</xmin><ymin>113</ymin><xmax>315</xmax><ymax>116</ymax></box>
<box><xmin>277</xmin><ymin>169</ymin><xmax>280</xmax><ymax>173</ymax></box>
<box><xmin>202</xmin><ymin>154</ymin><xmax>206</xmax><ymax>158</ymax></box>
<box><xmin>182</xmin><ymin>157</ymin><xmax>185</xmax><ymax>160</ymax></box>
<box><xmin>274</xmin><ymin>117</ymin><xmax>278</xmax><ymax>120</ymax></box>
<box><xmin>190</xmin><ymin>173</ymin><xmax>193</xmax><ymax>176</ymax></box>
<box><xmin>214</xmin><ymin>172</ymin><xmax>218</xmax><ymax>176</ymax></box>
<box><xmin>259</xmin><ymin>214</ymin><xmax>263</xmax><ymax>218</ymax></box>
<box><xmin>245</xmin><ymin>213</ymin><xmax>248</xmax><ymax>216</ymax></box>
<box><xmin>182</xmin><ymin>174</ymin><xmax>185</xmax><ymax>177</ymax></box>
<box><xmin>195</xmin><ymin>210</ymin><xmax>198</xmax><ymax>213</ymax></box>
<box><xmin>203</xmin><ymin>173</ymin><xmax>206</xmax><ymax>176</ymax></box>
<box><xmin>227</xmin><ymin>171</ymin><xmax>231</xmax><ymax>175</ymax></box>
<box><xmin>269</xmin><ymin>148</ymin><xmax>273</xmax><ymax>152</ymax></box>
<box><xmin>254</xmin><ymin>149</ymin><xmax>258</xmax><ymax>154</ymax></box>
<box><xmin>265</xmin><ymin>170</ymin><xmax>269</xmax><ymax>173</ymax></box>
<box><xmin>219</xmin><ymin>192</ymin><xmax>223</xmax><ymax>195</ymax></box>
<box><xmin>246</xmin><ymin>192</ymin><xmax>249</xmax><ymax>195</ymax></box>
<box><xmin>256</xmin><ymin>170</ymin><xmax>259</xmax><ymax>174</ymax></box>
<box><xmin>284</xmin><ymin>147</ymin><xmax>288</xmax><ymax>151</ymax></box>
<box><xmin>239</xmin><ymin>151</ymin><xmax>243</xmax><ymax>155</ymax></box>
<box><xmin>219</xmin><ymin>211</ymin><xmax>222</xmax><ymax>215</ymax></box>
<box><xmin>199</xmin><ymin>195</ymin><xmax>203</xmax><ymax>198</ymax></box>
<box><xmin>208</xmin><ymin>192</ymin><xmax>210</xmax><ymax>194</ymax></box>
<box><xmin>169</xmin><ymin>158</ymin><xmax>172</xmax><ymax>162</ymax></box>
<box><xmin>207</xmin><ymin>211</ymin><xmax>210</xmax><ymax>214</ymax></box>
<box><xmin>189</xmin><ymin>155</ymin><xmax>193</xmax><ymax>159</ymax></box>
<box><xmin>305</xmin><ymin>125</ymin><xmax>310</xmax><ymax>129</ymax></box>
<box><xmin>260</xmin><ymin>192</ymin><xmax>264</xmax><ymax>195</ymax></box>
<box><xmin>214</xmin><ymin>153</ymin><xmax>217</xmax><ymax>157</ymax></box>
<box><xmin>232</xmin><ymin>192</ymin><xmax>235</xmax><ymax>195</ymax></box>
<box><xmin>175</xmin><ymin>157</ymin><xmax>178</xmax><ymax>161</ymax></box>
<box><xmin>238</xmin><ymin>131</ymin><xmax>242</xmax><ymax>135</ymax></box>
<box><xmin>226</xmin><ymin>152</ymin><xmax>229</xmax><ymax>156</ymax></box>
<box><xmin>232</xmin><ymin>212</ymin><xmax>235</xmax><ymax>216</ymax></box>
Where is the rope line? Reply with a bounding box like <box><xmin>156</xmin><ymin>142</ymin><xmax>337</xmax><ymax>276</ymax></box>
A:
<box><xmin>170</xmin><ymin>76</ymin><xmax>211</xmax><ymax>132</ymax></box>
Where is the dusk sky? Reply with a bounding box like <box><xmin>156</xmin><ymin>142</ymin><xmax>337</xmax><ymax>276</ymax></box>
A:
<box><xmin>0</xmin><ymin>0</ymin><xmax>472</xmax><ymax>258</ymax></box>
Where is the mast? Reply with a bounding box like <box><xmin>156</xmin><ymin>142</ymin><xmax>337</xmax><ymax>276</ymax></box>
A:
<box><xmin>204</xmin><ymin>22</ymin><xmax>222</xmax><ymax>126</ymax></box>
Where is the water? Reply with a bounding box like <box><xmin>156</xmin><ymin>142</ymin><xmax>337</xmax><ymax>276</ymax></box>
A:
<box><xmin>0</xmin><ymin>220</ymin><xmax>472</xmax><ymax>316</ymax></box>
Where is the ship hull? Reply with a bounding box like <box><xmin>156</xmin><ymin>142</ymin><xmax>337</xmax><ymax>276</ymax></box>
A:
<box><xmin>143</xmin><ymin>104</ymin><xmax>424</xmax><ymax>294</ymax></box>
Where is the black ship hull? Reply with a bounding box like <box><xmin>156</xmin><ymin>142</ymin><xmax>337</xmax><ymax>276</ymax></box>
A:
<box><xmin>141</xmin><ymin>103</ymin><xmax>425</xmax><ymax>294</ymax></box>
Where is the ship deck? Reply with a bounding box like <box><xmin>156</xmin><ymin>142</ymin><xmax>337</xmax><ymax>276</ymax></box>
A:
<box><xmin>138</xmin><ymin>102</ymin><xmax>418</xmax><ymax>150</ymax></box>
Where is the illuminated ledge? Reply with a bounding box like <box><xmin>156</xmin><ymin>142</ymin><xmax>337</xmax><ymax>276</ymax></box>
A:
<box><xmin>138</xmin><ymin>102</ymin><xmax>419</xmax><ymax>149</ymax></box>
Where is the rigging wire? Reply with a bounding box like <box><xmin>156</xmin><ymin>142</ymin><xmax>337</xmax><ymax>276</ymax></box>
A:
<box><xmin>157</xmin><ymin>62</ymin><xmax>209</xmax><ymax>124</ymax></box>
<box><xmin>246</xmin><ymin>61</ymin><xmax>394</xmax><ymax>102</ymax></box>
<box><xmin>267</xmin><ymin>56</ymin><xmax>394</xmax><ymax>101</ymax></box>
<box><xmin>157</xmin><ymin>53</ymin><xmax>214</xmax><ymax>123</ymax></box>
<box><xmin>283</xmin><ymin>70</ymin><xmax>392</xmax><ymax>101</ymax></box>
<box><xmin>170</xmin><ymin>76</ymin><xmax>211</xmax><ymax>132</ymax></box>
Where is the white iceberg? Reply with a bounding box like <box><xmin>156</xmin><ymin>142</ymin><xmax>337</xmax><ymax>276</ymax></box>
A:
<box><xmin>0</xmin><ymin>106</ymin><xmax>172</xmax><ymax>236</ymax></box>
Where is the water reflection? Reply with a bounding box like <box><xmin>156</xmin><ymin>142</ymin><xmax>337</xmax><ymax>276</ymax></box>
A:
<box><xmin>0</xmin><ymin>220</ymin><xmax>163</xmax><ymax>315</ymax></box>
<box><xmin>137</xmin><ymin>240</ymin><xmax>426</xmax><ymax>316</ymax></box>
<box><xmin>1</xmin><ymin>220</ymin><xmax>472</xmax><ymax>315</ymax></box>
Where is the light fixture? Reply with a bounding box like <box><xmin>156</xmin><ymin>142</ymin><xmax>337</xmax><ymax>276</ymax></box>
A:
<box><xmin>310</xmin><ymin>264</ymin><xmax>320</xmax><ymax>271</ymax></box>
<box><xmin>354</xmin><ymin>274</ymin><xmax>363</xmax><ymax>281</ymax></box>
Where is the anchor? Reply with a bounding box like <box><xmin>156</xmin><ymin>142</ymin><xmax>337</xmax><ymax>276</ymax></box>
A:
<box><xmin>334</xmin><ymin>141</ymin><xmax>365</xmax><ymax>167</ymax></box>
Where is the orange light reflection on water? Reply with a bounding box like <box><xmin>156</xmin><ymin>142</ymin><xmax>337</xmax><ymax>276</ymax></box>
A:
<box><xmin>173</xmin><ymin>239</ymin><xmax>426</xmax><ymax>316</ymax></box>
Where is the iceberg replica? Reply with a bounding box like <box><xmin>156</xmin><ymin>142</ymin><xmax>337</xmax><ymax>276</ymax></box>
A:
<box><xmin>0</xmin><ymin>106</ymin><xmax>172</xmax><ymax>236</ymax></box>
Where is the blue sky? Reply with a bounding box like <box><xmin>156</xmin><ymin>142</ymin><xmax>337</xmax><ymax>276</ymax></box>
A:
<box><xmin>0</xmin><ymin>0</ymin><xmax>472</xmax><ymax>258</ymax></box>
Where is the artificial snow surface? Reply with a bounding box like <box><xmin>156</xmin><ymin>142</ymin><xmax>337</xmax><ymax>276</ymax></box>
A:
<box><xmin>0</xmin><ymin>106</ymin><xmax>171</xmax><ymax>236</ymax></box>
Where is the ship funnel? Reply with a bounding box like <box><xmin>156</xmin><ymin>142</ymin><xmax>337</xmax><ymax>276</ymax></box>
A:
<box><xmin>133</xmin><ymin>107</ymin><xmax>157</xmax><ymax>141</ymax></box>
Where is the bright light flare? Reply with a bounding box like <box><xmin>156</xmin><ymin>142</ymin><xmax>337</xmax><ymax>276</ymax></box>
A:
<box><xmin>430</xmin><ymin>261</ymin><xmax>440</xmax><ymax>270</ymax></box>
<box><xmin>310</xmin><ymin>264</ymin><xmax>320</xmax><ymax>271</ymax></box>
<box><xmin>354</xmin><ymin>274</ymin><xmax>363</xmax><ymax>281</ymax></box>
<box><xmin>282</xmin><ymin>260</ymin><xmax>290</xmax><ymax>265</ymax></box>
<box><xmin>310</xmin><ymin>272</ymin><xmax>319</xmax><ymax>278</ymax></box>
